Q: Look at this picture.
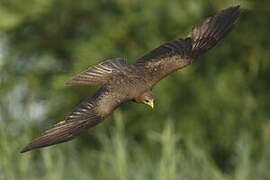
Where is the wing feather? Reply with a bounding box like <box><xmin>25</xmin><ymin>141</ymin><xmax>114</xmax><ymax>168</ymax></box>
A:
<box><xmin>66</xmin><ymin>58</ymin><xmax>127</xmax><ymax>85</ymax></box>
<box><xmin>20</xmin><ymin>88</ymin><xmax>112</xmax><ymax>153</ymax></box>
<box><xmin>20</xmin><ymin>117</ymin><xmax>101</xmax><ymax>153</ymax></box>
<box><xmin>133</xmin><ymin>6</ymin><xmax>240</xmax><ymax>87</ymax></box>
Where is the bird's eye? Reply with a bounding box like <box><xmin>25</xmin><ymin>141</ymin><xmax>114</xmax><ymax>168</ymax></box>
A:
<box><xmin>145</xmin><ymin>100</ymin><xmax>149</xmax><ymax>103</ymax></box>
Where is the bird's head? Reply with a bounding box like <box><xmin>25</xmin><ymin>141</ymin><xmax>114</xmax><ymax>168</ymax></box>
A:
<box><xmin>134</xmin><ymin>91</ymin><xmax>154</xmax><ymax>109</ymax></box>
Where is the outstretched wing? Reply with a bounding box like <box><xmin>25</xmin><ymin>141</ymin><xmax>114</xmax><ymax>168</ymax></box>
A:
<box><xmin>133</xmin><ymin>6</ymin><xmax>240</xmax><ymax>88</ymax></box>
<box><xmin>66</xmin><ymin>58</ymin><xmax>127</xmax><ymax>85</ymax></box>
<box><xmin>20</xmin><ymin>87</ymin><xmax>117</xmax><ymax>153</ymax></box>
<box><xmin>20</xmin><ymin>118</ymin><xmax>101</xmax><ymax>153</ymax></box>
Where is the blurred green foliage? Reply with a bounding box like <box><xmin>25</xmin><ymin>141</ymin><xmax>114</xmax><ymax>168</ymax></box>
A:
<box><xmin>1</xmin><ymin>0</ymin><xmax>270</xmax><ymax>179</ymax></box>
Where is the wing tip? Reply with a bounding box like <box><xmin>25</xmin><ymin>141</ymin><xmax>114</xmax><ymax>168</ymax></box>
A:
<box><xmin>232</xmin><ymin>5</ymin><xmax>240</xmax><ymax>10</ymax></box>
<box><xmin>222</xmin><ymin>5</ymin><xmax>241</xmax><ymax>20</ymax></box>
<box><xmin>20</xmin><ymin>144</ymin><xmax>35</xmax><ymax>153</ymax></box>
<box><xmin>189</xmin><ymin>5</ymin><xmax>240</xmax><ymax>58</ymax></box>
<box><xmin>20</xmin><ymin>148</ymin><xmax>30</xmax><ymax>153</ymax></box>
<box><xmin>20</xmin><ymin>142</ymin><xmax>54</xmax><ymax>153</ymax></box>
<box><xmin>228</xmin><ymin>5</ymin><xmax>241</xmax><ymax>16</ymax></box>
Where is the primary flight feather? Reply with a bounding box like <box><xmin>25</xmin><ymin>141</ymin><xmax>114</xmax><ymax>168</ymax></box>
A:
<box><xmin>21</xmin><ymin>6</ymin><xmax>240</xmax><ymax>153</ymax></box>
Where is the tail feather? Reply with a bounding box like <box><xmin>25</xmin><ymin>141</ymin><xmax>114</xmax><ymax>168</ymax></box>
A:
<box><xmin>189</xmin><ymin>5</ymin><xmax>240</xmax><ymax>58</ymax></box>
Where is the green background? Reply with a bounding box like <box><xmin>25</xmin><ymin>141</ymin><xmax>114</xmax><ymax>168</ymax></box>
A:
<box><xmin>1</xmin><ymin>0</ymin><xmax>270</xmax><ymax>179</ymax></box>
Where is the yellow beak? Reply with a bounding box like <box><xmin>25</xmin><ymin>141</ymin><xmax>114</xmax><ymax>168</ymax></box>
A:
<box><xmin>145</xmin><ymin>100</ymin><xmax>154</xmax><ymax>109</ymax></box>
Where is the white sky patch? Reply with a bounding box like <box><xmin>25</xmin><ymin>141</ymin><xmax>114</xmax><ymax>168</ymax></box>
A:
<box><xmin>29</xmin><ymin>101</ymin><xmax>48</xmax><ymax>122</ymax></box>
<box><xmin>0</xmin><ymin>33</ymin><xmax>49</xmax><ymax>125</ymax></box>
<box><xmin>2</xmin><ymin>82</ymin><xmax>48</xmax><ymax>124</ymax></box>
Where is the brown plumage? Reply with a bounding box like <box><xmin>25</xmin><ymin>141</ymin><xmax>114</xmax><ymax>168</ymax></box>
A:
<box><xmin>21</xmin><ymin>6</ymin><xmax>240</xmax><ymax>153</ymax></box>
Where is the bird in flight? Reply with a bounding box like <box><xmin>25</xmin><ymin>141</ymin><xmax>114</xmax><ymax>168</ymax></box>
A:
<box><xmin>21</xmin><ymin>6</ymin><xmax>240</xmax><ymax>153</ymax></box>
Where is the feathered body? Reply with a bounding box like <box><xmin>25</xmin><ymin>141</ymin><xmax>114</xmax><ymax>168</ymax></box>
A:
<box><xmin>21</xmin><ymin>6</ymin><xmax>240</xmax><ymax>153</ymax></box>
